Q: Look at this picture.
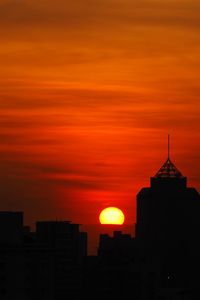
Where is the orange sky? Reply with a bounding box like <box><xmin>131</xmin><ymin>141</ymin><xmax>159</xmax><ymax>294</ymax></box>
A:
<box><xmin>0</xmin><ymin>0</ymin><xmax>200</xmax><ymax>228</ymax></box>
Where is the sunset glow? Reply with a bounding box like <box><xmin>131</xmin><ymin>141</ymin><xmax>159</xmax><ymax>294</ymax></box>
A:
<box><xmin>0</xmin><ymin>0</ymin><xmax>200</xmax><ymax>229</ymax></box>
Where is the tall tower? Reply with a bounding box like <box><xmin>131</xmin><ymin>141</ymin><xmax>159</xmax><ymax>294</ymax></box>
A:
<box><xmin>135</xmin><ymin>138</ymin><xmax>200</xmax><ymax>293</ymax></box>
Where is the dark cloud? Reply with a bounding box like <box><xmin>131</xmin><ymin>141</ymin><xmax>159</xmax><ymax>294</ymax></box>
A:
<box><xmin>0</xmin><ymin>0</ymin><xmax>200</xmax><ymax>31</ymax></box>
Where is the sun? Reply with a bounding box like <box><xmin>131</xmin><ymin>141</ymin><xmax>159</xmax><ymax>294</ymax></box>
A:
<box><xmin>99</xmin><ymin>207</ymin><xmax>125</xmax><ymax>225</ymax></box>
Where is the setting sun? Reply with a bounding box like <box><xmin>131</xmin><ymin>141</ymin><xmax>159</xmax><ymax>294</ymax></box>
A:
<box><xmin>99</xmin><ymin>207</ymin><xmax>125</xmax><ymax>225</ymax></box>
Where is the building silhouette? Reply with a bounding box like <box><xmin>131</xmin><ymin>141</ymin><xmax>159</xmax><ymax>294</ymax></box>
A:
<box><xmin>0</xmin><ymin>213</ymin><xmax>87</xmax><ymax>300</ymax></box>
<box><xmin>136</xmin><ymin>143</ymin><xmax>200</xmax><ymax>299</ymax></box>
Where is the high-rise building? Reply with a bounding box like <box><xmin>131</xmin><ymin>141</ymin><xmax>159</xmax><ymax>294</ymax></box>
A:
<box><xmin>35</xmin><ymin>221</ymin><xmax>87</xmax><ymax>299</ymax></box>
<box><xmin>136</xmin><ymin>140</ymin><xmax>200</xmax><ymax>298</ymax></box>
<box><xmin>0</xmin><ymin>214</ymin><xmax>87</xmax><ymax>300</ymax></box>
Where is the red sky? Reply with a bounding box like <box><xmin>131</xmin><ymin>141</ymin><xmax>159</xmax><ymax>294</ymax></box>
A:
<box><xmin>0</xmin><ymin>0</ymin><xmax>200</xmax><ymax>230</ymax></box>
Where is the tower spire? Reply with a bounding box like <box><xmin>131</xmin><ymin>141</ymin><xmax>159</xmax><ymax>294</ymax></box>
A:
<box><xmin>154</xmin><ymin>134</ymin><xmax>184</xmax><ymax>178</ymax></box>
<box><xmin>168</xmin><ymin>134</ymin><xmax>170</xmax><ymax>160</ymax></box>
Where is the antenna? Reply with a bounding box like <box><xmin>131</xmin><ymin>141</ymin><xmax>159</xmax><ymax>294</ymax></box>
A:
<box><xmin>168</xmin><ymin>134</ymin><xmax>170</xmax><ymax>159</ymax></box>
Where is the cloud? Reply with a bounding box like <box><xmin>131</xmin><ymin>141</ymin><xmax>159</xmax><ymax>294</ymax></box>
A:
<box><xmin>0</xmin><ymin>0</ymin><xmax>200</xmax><ymax>30</ymax></box>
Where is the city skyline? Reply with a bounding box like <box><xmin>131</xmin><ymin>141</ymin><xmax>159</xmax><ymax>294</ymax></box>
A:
<box><xmin>0</xmin><ymin>158</ymin><xmax>199</xmax><ymax>299</ymax></box>
<box><xmin>0</xmin><ymin>148</ymin><xmax>199</xmax><ymax>256</ymax></box>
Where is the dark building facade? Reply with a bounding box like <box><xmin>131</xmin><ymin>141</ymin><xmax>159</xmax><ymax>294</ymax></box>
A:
<box><xmin>83</xmin><ymin>231</ymin><xmax>140</xmax><ymax>299</ymax></box>
<box><xmin>0</xmin><ymin>214</ymin><xmax>87</xmax><ymax>300</ymax></box>
<box><xmin>136</xmin><ymin>155</ymin><xmax>200</xmax><ymax>299</ymax></box>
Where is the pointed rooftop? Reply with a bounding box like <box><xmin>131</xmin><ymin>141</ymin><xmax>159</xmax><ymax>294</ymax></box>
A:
<box><xmin>154</xmin><ymin>135</ymin><xmax>184</xmax><ymax>179</ymax></box>
<box><xmin>154</xmin><ymin>157</ymin><xmax>184</xmax><ymax>178</ymax></box>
